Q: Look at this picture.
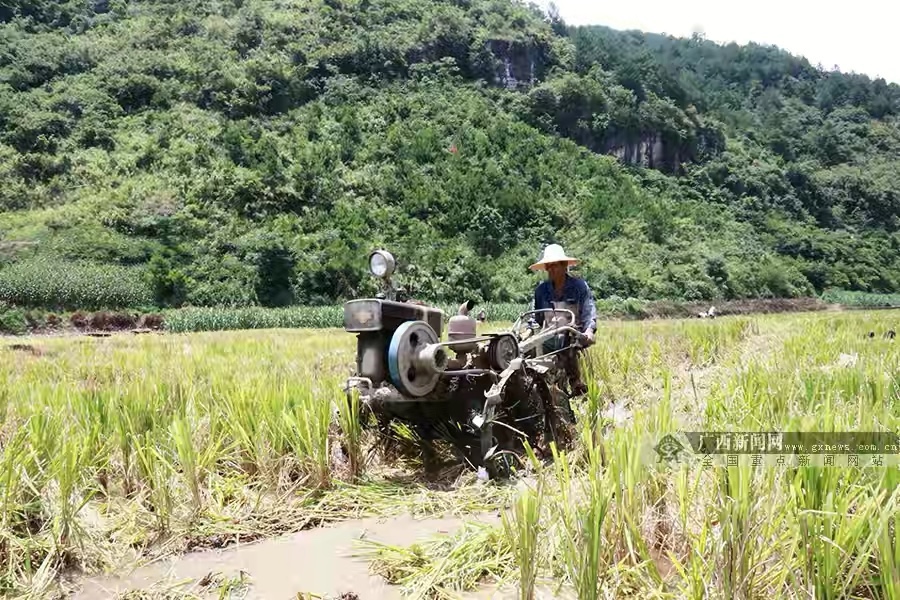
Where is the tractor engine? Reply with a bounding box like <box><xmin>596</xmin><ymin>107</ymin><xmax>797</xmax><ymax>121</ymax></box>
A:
<box><xmin>343</xmin><ymin>297</ymin><xmax>446</xmax><ymax>393</ymax></box>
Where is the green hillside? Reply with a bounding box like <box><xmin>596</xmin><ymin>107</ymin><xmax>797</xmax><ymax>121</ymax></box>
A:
<box><xmin>0</xmin><ymin>0</ymin><xmax>898</xmax><ymax>311</ymax></box>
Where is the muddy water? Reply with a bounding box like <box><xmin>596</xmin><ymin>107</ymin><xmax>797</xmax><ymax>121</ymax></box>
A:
<box><xmin>72</xmin><ymin>513</ymin><xmax>502</xmax><ymax>600</ymax></box>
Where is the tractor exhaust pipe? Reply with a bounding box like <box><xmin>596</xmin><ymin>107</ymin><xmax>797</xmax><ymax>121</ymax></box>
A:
<box><xmin>458</xmin><ymin>299</ymin><xmax>476</xmax><ymax>316</ymax></box>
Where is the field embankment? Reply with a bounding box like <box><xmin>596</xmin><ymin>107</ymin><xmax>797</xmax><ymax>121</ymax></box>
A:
<box><xmin>2</xmin><ymin>294</ymin><xmax>882</xmax><ymax>337</ymax></box>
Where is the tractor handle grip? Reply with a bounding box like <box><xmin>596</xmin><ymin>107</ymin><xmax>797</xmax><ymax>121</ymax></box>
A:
<box><xmin>573</xmin><ymin>330</ymin><xmax>592</xmax><ymax>349</ymax></box>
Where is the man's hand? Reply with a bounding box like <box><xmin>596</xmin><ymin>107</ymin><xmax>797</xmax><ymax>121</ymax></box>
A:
<box><xmin>582</xmin><ymin>329</ymin><xmax>595</xmax><ymax>346</ymax></box>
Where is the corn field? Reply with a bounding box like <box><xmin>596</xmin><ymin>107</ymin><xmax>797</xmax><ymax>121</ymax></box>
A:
<box><xmin>0</xmin><ymin>259</ymin><xmax>152</xmax><ymax>310</ymax></box>
<box><xmin>1</xmin><ymin>309</ymin><xmax>899</xmax><ymax>599</ymax></box>
<box><xmin>162</xmin><ymin>302</ymin><xmax>532</xmax><ymax>332</ymax></box>
<box><xmin>820</xmin><ymin>289</ymin><xmax>900</xmax><ymax>308</ymax></box>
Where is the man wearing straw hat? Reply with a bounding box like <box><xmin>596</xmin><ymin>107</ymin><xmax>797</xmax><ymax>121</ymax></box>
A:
<box><xmin>529</xmin><ymin>243</ymin><xmax>597</xmax><ymax>396</ymax></box>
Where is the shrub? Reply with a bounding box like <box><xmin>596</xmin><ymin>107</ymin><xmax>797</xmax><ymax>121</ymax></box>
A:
<box><xmin>0</xmin><ymin>304</ymin><xmax>27</xmax><ymax>335</ymax></box>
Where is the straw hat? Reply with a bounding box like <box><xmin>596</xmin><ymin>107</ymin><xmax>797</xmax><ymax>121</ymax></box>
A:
<box><xmin>529</xmin><ymin>243</ymin><xmax>579</xmax><ymax>271</ymax></box>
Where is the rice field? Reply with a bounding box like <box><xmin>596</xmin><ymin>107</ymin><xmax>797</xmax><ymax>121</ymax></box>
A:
<box><xmin>1</xmin><ymin>309</ymin><xmax>899</xmax><ymax>599</ymax></box>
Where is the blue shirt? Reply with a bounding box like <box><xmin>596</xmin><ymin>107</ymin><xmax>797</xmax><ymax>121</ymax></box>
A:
<box><xmin>533</xmin><ymin>275</ymin><xmax>597</xmax><ymax>333</ymax></box>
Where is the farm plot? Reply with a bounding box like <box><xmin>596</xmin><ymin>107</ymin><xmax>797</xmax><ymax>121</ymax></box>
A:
<box><xmin>1</xmin><ymin>311</ymin><xmax>899</xmax><ymax>599</ymax></box>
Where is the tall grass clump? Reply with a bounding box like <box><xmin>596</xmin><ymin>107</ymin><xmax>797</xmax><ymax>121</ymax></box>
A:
<box><xmin>275</xmin><ymin>381</ymin><xmax>333</xmax><ymax>489</ymax></box>
<box><xmin>170</xmin><ymin>416</ymin><xmax>224</xmax><ymax>516</ymax></box>
<box><xmin>873</xmin><ymin>483</ymin><xmax>900</xmax><ymax>600</ymax></box>
<box><xmin>501</xmin><ymin>443</ymin><xmax>544</xmax><ymax>600</ymax></box>
<box><xmin>502</xmin><ymin>478</ymin><xmax>544</xmax><ymax>600</ymax></box>
<box><xmin>791</xmin><ymin>465</ymin><xmax>879</xmax><ymax>599</ymax></box>
<box><xmin>667</xmin><ymin>466</ymin><xmax>715</xmax><ymax>600</ymax></box>
<box><xmin>551</xmin><ymin>429</ymin><xmax>611</xmax><ymax>600</ymax></box>
<box><xmin>714</xmin><ymin>465</ymin><xmax>794</xmax><ymax>598</ymax></box>
<box><xmin>336</xmin><ymin>388</ymin><xmax>365</xmax><ymax>481</ymax></box>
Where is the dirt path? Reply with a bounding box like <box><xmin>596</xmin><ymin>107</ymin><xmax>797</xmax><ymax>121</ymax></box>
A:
<box><xmin>70</xmin><ymin>512</ymin><xmax>501</xmax><ymax>600</ymax></box>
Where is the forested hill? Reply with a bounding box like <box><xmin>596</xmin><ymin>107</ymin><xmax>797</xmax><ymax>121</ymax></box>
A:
<box><xmin>1</xmin><ymin>0</ymin><xmax>899</xmax><ymax>312</ymax></box>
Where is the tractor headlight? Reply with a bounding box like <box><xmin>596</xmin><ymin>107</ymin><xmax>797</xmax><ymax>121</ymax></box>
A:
<box><xmin>369</xmin><ymin>250</ymin><xmax>395</xmax><ymax>278</ymax></box>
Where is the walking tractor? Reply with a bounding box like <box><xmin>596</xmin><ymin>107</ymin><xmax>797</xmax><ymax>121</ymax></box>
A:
<box><xmin>341</xmin><ymin>249</ymin><xmax>589</xmax><ymax>477</ymax></box>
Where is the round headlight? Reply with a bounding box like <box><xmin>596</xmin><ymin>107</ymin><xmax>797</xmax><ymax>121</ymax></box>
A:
<box><xmin>369</xmin><ymin>250</ymin><xmax>395</xmax><ymax>278</ymax></box>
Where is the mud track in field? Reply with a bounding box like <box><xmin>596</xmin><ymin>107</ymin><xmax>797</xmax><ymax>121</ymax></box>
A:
<box><xmin>70</xmin><ymin>512</ymin><xmax>503</xmax><ymax>600</ymax></box>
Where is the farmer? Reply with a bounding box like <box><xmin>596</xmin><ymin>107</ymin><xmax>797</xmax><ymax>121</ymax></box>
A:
<box><xmin>529</xmin><ymin>243</ymin><xmax>597</xmax><ymax>396</ymax></box>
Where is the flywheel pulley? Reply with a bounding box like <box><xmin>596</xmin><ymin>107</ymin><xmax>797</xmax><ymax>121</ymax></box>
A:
<box><xmin>488</xmin><ymin>334</ymin><xmax>519</xmax><ymax>371</ymax></box>
<box><xmin>387</xmin><ymin>320</ymin><xmax>442</xmax><ymax>397</ymax></box>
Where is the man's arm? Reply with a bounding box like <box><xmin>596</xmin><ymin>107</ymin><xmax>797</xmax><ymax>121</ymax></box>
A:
<box><xmin>578</xmin><ymin>279</ymin><xmax>597</xmax><ymax>336</ymax></box>
<box><xmin>533</xmin><ymin>283</ymin><xmax>545</xmax><ymax>326</ymax></box>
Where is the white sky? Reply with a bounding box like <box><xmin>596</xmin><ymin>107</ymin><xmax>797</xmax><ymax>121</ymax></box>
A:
<box><xmin>541</xmin><ymin>0</ymin><xmax>899</xmax><ymax>84</ymax></box>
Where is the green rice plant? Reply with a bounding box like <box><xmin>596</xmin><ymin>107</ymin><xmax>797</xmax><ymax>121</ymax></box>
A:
<box><xmin>212</xmin><ymin>386</ymin><xmax>279</xmax><ymax>480</ymax></box>
<box><xmin>170</xmin><ymin>416</ymin><xmax>224</xmax><ymax>516</ymax></box>
<box><xmin>502</xmin><ymin>479</ymin><xmax>544</xmax><ymax>600</ymax></box>
<box><xmin>790</xmin><ymin>465</ymin><xmax>879</xmax><ymax>600</ymax></box>
<box><xmin>872</xmin><ymin>485</ymin><xmax>900</xmax><ymax>600</ymax></box>
<box><xmin>51</xmin><ymin>432</ymin><xmax>97</xmax><ymax>565</ymax></box>
<box><xmin>550</xmin><ymin>427</ymin><xmax>611</xmax><ymax>600</ymax></box>
<box><xmin>0</xmin><ymin>427</ymin><xmax>36</xmax><ymax>583</ymax></box>
<box><xmin>678</xmin><ymin>318</ymin><xmax>753</xmax><ymax>367</ymax></box>
<box><xmin>501</xmin><ymin>443</ymin><xmax>545</xmax><ymax>600</ymax></box>
<box><xmin>714</xmin><ymin>464</ymin><xmax>795</xmax><ymax>599</ymax></box>
<box><xmin>104</xmin><ymin>381</ymin><xmax>170</xmax><ymax>499</ymax></box>
<box><xmin>336</xmin><ymin>388</ymin><xmax>364</xmax><ymax>481</ymax></box>
<box><xmin>668</xmin><ymin>520</ymin><xmax>713</xmax><ymax>600</ymax></box>
<box><xmin>277</xmin><ymin>382</ymin><xmax>332</xmax><ymax>489</ymax></box>
<box><xmin>132</xmin><ymin>430</ymin><xmax>175</xmax><ymax>534</ymax></box>
<box><xmin>600</xmin><ymin>409</ymin><xmax>663</xmax><ymax>570</ymax></box>
<box><xmin>667</xmin><ymin>465</ymin><xmax>714</xmax><ymax>600</ymax></box>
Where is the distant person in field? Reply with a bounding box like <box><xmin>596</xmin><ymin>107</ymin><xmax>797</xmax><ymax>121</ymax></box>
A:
<box><xmin>529</xmin><ymin>243</ymin><xmax>597</xmax><ymax>395</ymax></box>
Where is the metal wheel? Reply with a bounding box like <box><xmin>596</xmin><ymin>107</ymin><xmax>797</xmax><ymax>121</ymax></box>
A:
<box><xmin>487</xmin><ymin>334</ymin><xmax>519</xmax><ymax>371</ymax></box>
<box><xmin>478</xmin><ymin>405</ymin><xmax>518</xmax><ymax>479</ymax></box>
<box><xmin>387</xmin><ymin>320</ymin><xmax>441</xmax><ymax>397</ymax></box>
<box><xmin>532</xmin><ymin>373</ymin><xmax>575</xmax><ymax>452</ymax></box>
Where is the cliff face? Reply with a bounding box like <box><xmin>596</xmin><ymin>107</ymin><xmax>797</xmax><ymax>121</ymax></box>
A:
<box><xmin>485</xmin><ymin>39</ymin><xmax>547</xmax><ymax>90</ymax></box>
<box><xmin>604</xmin><ymin>132</ymin><xmax>671</xmax><ymax>170</ymax></box>
<box><xmin>601</xmin><ymin>125</ymin><xmax>725</xmax><ymax>173</ymax></box>
<box><xmin>485</xmin><ymin>41</ymin><xmax>726</xmax><ymax>174</ymax></box>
